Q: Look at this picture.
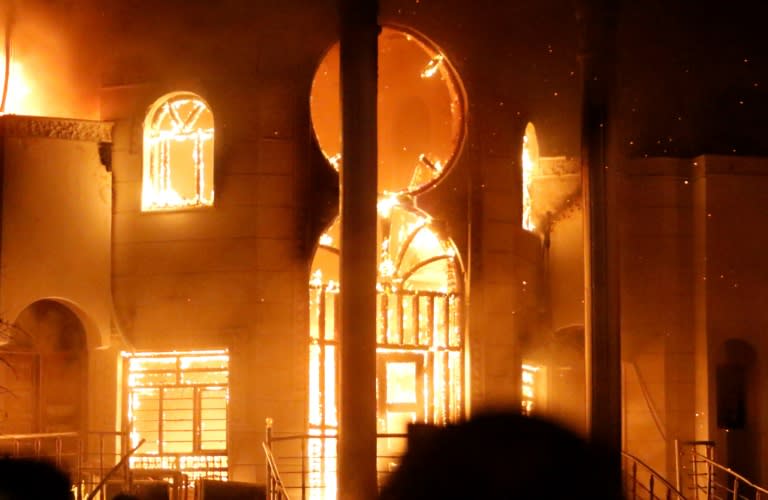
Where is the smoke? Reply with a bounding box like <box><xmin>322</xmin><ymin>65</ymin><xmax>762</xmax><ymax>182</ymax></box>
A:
<box><xmin>1</xmin><ymin>0</ymin><xmax>101</xmax><ymax>119</ymax></box>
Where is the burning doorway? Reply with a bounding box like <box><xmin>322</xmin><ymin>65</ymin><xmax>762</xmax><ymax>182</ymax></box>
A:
<box><xmin>307</xmin><ymin>25</ymin><xmax>466</xmax><ymax>496</ymax></box>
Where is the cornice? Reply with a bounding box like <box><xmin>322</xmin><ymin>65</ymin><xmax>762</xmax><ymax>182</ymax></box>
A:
<box><xmin>0</xmin><ymin>115</ymin><xmax>114</xmax><ymax>143</ymax></box>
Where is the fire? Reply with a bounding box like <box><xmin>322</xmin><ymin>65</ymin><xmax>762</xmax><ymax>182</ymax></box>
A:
<box><xmin>522</xmin><ymin>123</ymin><xmax>539</xmax><ymax>232</ymax></box>
<box><xmin>522</xmin><ymin>363</ymin><xmax>541</xmax><ymax>415</ymax></box>
<box><xmin>420</xmin><ymin>54</ymin><xmax>444</xmax><ymax>79</ymax></box>
<box><xmin>142</xmin><ymin>95</ymin><xmax>215</xmax><ymax>211</ymax></box>
<box><xmin>0</xmin><ymin>57</ymin><xmax>35</xmax><ymax>115</ymax></box>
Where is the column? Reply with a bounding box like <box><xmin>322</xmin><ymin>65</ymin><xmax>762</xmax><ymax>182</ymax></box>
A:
<box><xmin>338</xmin><ymin>0</ymin><xmax>379</xmax><ymax>498</ymax></box>
<box><xmin>577</xmin><ymin>0</ymin><xmax>622</xmax><ymax>480</ymax></box>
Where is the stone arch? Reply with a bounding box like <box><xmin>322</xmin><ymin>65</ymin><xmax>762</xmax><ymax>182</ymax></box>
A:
<box><xmin>0</xmin><ymin>299</ymin><xmax>89</xmax><ymax>433</ymax></box>
<box><xmin>6</xmin><ymin>297</ymin><xmax>104</xmax><ymax>351</ymax></box>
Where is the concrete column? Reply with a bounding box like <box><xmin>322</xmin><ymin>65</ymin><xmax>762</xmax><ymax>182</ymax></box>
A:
<box><xmin>337</xmin><ymin>0</ymin><xmax>378</xmax><ymax>499</ymax></box>
<box><xmin>577</xmin><ymin>0</ymin><xmax>621</xmax><ymax>478</ymax></box>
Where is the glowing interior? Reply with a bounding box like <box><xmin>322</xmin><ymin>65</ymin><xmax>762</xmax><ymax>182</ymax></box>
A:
<box><xmin>521</xmin><ymin>363</ymin><xmax>540</xmax><ymax>415</ymax></box>
<box><xmin>124</xmin><ymin>350</ymin><xmax>229</xmax><ymax>482</ymax></box>
<box><xmin>310</xmin><ymin>27</ymin><xmax>464</xmax><ymax>195</ymax></box>
<box><xmin>308</xmin><ymin>202</ymin><xmax>464</xmax><ymax>497</ymax></box>
<box><xmin>142</xmin><ymin>93</ymin><xmax>215</xmax><ymax>211</ymax></box>
<box><xmin>522</xmin><ymin>122</ymin><xmax>539</xmax><ymax>231</ymax></box>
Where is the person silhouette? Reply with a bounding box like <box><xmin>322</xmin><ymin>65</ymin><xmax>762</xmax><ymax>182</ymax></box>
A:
<box><xmin>0</xmin><ymin>457</ymin><xmax>74</xmax><ymax>499</ymax></box>
<box><xmin>379</xmin><ymin>410</ymin><xmax>623</xmax><ymax>499</ymax></box>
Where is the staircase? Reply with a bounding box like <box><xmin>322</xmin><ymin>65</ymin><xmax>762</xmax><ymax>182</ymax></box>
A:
<box><xmin>677</xmin><ymin>440</ymin><xmax>768</xmax><ymax>500</ymax></box>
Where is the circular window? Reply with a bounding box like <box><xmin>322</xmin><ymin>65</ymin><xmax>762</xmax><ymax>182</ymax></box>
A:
<box><xmin>310</xmin><ymin>27</ymin><xmax>466</xmax><ymax>196</ymax></box>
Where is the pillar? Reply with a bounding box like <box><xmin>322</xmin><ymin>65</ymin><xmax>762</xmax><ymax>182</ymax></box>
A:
<box><xmin>338</xmin><ymin>0</ymin><xmax>379</xmax><ymax>498</ymax></box>
<box><xmin>577</xmin><ymin>0</ymin><xmax>622</xmax><ymax>480</ymax></box>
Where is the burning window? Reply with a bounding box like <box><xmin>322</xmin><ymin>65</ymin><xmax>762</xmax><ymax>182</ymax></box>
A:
<box><xmin>310</xmin><ymin>26</ymin><xmax>465</xmax><ymax>195</ymax></box>
<box><xmin>123</xmin><ymin>350</ymin><xmax>228</xmax><ymax>481</ymax></box>
<box><xmin>522</xmin><ymin>363</ymin><xmax>545</xmax><ymax>416</ymax></box>
<box><xmin>522</xmin><ymin>122</ymin><xmax>539</xmax><ymax>231</ymax></box>
<box><xmin>142</xmin><ymin>92</ymin><xmax>214</xmax><ymax>211</ymax></box>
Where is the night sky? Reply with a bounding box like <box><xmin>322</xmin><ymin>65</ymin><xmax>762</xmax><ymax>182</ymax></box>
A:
<box><xmin>615</xmin><ymin>0</ymin><xmax>768</xmax><ymax>157</ymax></box>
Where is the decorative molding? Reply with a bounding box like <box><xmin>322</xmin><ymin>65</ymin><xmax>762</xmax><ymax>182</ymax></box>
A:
<box><xmin>0</xmin><ymin>115</ymin><xmax>114</xmax><ymax>143</ymax></box>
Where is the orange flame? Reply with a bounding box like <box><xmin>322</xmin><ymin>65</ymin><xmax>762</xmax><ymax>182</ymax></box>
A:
<box><xmin>0</xmin><ymin>57</ymin><xmax>36</xmax><ymax>115</ymax></box>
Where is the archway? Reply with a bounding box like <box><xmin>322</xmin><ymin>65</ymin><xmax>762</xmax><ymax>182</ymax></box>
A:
<box><xmin>0</xmin><ymin>300</ymin><xmax>87</xmax><ymax>434</ymax></box>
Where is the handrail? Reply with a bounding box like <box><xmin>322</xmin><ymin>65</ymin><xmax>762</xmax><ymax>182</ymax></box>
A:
<box><xmin>85</xmin><ymin>438</ymin><xmax>145</xmax><ymax>500</ymax></box>
<box><xmin>622</xmin><ymin>451</ymin><xmax>686</xmax><ymax>500</ymax></box>
<box><xmin>0</xmin><ymin>431</ymin><xmax>80</xmax><ymax>441</ymax></box>
<box><xmin>264</xmin><ymin>418</ymin><xmax>409</xmax><ymax>500</ymax></box>
<box><xmin>269</xmin><ymin>432</ymin><xmax>403</xmax><ymax>443</ymax></box>
<box><xmin>689</xmin><ymin>449</ymin><xmax>768</xmax><ymax>498</ymax></box>
<box><xmin>263</xmin><ymin>442</ymin><xmax>291</xmax><ymax>500</ymax></box>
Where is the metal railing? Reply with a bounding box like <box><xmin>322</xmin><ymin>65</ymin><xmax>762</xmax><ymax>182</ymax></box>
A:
<box><xmin>264</xmin><ymin>420</ymin><xmax>408</xmax><ymax>500</ymax></box>
<box><xmin>622</xmin><ymin>451</ymin><xmax>686</xmax><ymax>500</ymax></box>
<box><xmin>0</xmin><ymin>431</ymin><xmax>139</xmax><ymax>500</ymax></box>
<box><xmin>86</xmin><ymin>438</ymin><xmax>145</xmax><ymax>500</ymax></box>
<box><xmin>0</xmin><ymin>431</ymin><xmax>208</xmax><ymax>499</ymax></box>
<box><xmin>677</xmin><ymin>440</ymin><xmax>768</xmax><ymax>500</ymax></box>
<box><xmin>263</xmin><ymin>439</ymin><xmax>291</xmax><ymax>500</ymax></box>
<box><xmin>676</xmin><ymin>440</ymin><xmax>714</xmax><ymax>498</ymax></box>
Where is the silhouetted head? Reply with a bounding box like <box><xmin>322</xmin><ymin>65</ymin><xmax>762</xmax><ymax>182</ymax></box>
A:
<box><xmin>0</xmin><ymin>457</ymin><xmax>73</xmax><ymax>499</ymax></box>
<box><xmin>379</xmin><ymin>411</ymin><xmax>622</xmax><ymax>499</ymax></box>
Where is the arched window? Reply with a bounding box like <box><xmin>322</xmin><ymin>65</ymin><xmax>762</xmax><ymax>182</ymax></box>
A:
<box><xmin>310</xmin><ymin>26</ymin><xmax>466</xmax><ymax>195</ymax></box>
<box><xmin>522</xmin><ymin>122</ymin><xmax>539</xmax><ymax>231</ymax></box>
<box><xmin>142</xmin><ymin>92</ymin><xmax>214</xmax><ymax>211</ymax></box>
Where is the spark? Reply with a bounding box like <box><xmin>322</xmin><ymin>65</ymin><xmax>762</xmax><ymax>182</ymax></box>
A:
<box><xmin>420</xmin><ymin>54</ymin><xmax>444</xmax><ymax>78</ymax></box>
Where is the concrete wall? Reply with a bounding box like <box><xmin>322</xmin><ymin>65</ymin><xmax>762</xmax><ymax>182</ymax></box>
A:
<box><xmin>0</xmin><ymin>116</ymin><xmax>115</xmax><ymax>437</ymax></box>
<box><xmin>698</xmin><ymin>156</ymin><xmax>768</xmax><ymax>484</ymax></box>
<box><xmin>0</xmin><ymin>117</ymin><xmax>113</xmax><ymax>349</ymax></box>
<box><xmin>619</xmin><ymin>158</ymin><xmax>697</xmax><ymax>479</ymax></box>
<box><xmin>615</xmin><ymin>155</ymin><xmax>768</xmax><ymax>483</ymax></box>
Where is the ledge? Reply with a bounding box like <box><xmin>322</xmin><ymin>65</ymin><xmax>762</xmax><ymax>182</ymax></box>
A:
<box><xmin>0</xmin><ymin>115</ymin><xmax>114</xmax><ymax>143</ymax></box>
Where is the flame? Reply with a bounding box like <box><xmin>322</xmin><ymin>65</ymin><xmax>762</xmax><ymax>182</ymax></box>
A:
<box><xmin>377</xmin><ymin>194</ymin><xmax>399</xmax><ymax>218</ymax></box>
<box><xmin>522</xmin><ymin>133</ymin><xmax>536</xmax><ymax>231</ymax></box>
<box><xmin>125</xmin><ymin>350</ymin><xmax>229</xmax><ymax>477</ymax></box>
<box><xmin>420</xmin><ymin>54</ymin><xmax>444</xmax><ymax>79</ymax></box>
<box><xmin>0</xmin><ymin>57</ymin><xmax>34</xmax><ymax>115</ymax></box>
<box><xmin>521</xmin><ymin>363</ymin><xmax>540</xmax><ymax>415</ymax></box>
<box><xmin>142</xmin><ymin>96</ymin><xmax>215</xmax><ymax>211</ymax></box>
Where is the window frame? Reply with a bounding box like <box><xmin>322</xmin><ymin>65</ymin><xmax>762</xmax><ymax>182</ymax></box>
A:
<box><xmin>141</xmin><ymin>91</ymin><xmax>215</xmax><ymax>212</ymax></box>
<box><xmin>122</xmin><ymin>350</ymin><xmax>229</xmax><ymax>480</ymax></box>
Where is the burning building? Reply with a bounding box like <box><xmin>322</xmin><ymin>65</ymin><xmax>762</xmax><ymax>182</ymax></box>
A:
<box><xmin>0</xmin><ymin>0</ymin><xmax>767</xmax><ymax>498</ymax></box>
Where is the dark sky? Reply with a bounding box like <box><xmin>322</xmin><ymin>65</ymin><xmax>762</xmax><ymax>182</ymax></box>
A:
<box><xmin>615</xmin><ymin>0</ymin><xmax>768</xmax><ymax>157</ymax></box>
